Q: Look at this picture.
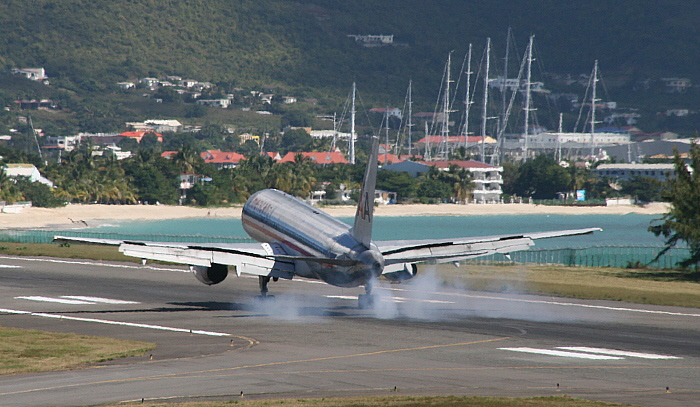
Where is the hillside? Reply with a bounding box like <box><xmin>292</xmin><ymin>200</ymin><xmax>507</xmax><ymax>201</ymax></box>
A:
<box><xmin>1</xmin><ymin>0</ymin><xmax>699</xmax><ymax>100</ymax></box>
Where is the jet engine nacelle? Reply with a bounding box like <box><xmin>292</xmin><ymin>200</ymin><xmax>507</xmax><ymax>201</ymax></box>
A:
<box><xmin>382</xmin><ymin>263</ymin><xmax>418</xmax><ymax>282</ymax></box>
<box><xmin>192</xmin><ymin>263</ymin><xmax>229</xmax><ymax>285</ymax></box>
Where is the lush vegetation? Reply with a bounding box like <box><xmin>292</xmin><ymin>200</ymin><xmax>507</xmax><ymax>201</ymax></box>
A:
<box><xmin>650</xmin><ymin>142</ymin><xmax>700</xmax><ymax>268</ymax></box>
<box><xmin>1</xmin><ymin>1</ymin><xmax>700</xmax><ymax>137</ymax></box>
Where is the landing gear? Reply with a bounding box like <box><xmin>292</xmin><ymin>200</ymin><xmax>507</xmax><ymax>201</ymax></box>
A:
<box><xmin>358</xmin><ymin>281</ymin><xmax>378</xmax><ymax>309</ymax></box>
<box><xmin>255</xmin><ymin>276</ymin><xmax>275</xmax><ymax>301</ymax></box>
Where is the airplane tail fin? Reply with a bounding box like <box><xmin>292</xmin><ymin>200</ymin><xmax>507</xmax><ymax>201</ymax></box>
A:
<box><xmin>352</xmin><ymin>136</ymin><xmax>379</xmax><ymax>248</ymax></box>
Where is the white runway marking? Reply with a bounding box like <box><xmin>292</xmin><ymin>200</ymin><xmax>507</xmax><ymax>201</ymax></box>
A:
<box><xmin>557</xmin><ymin>346</ymin><xmax>681</xmax><ymax>360</ymax></box>
<box><xmin>500</xmin><ymin>347</ymin><xmax>623</xmax><ymax>360</ymax></box>
<box><xmin>0</xmin><ymin>308</ymin><xmax>231</xmax><ymax>337</ymax></box>
<box><xmin>61</xmin><ymin>296</ymin><xmax>140</xmax><ymax>304</ymax></box>
<box><xmin>0</xmin><ymin>264</ymin><xmax>22</xmax><ymax>268</ymax></box>
<box><xmin>15</xmin><ymin>296</ymin><xmax>94</xmax><ymax>305</ymax></box>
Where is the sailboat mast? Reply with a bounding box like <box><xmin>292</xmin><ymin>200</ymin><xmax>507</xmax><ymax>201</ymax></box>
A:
<box><xmin>384</xmin><ymin>105</ymin><xmax>390</xmax><ymax>165</ymax></box>
<box><xmin>480</xmin><ymin>38</ymin><xmax>491</xmax><ymax>163</ymax></box>
<box><xmin>349</xmin><ymin>82</ymin><xmax>356</xmax><ymax>164</ymax></box>
<box><xmin>523</xmin><ymin>35</ymin><xmax>534</xmax><ymax>160</ymax></box>
<box><xmin>590</xmin><ymin>60</ymin><xmax>599</xmax><ymax>157</ymax></box>
<box><xmin>463</xmin><ymin>43</ymin><xmax>473</xmax><ymax>152</ymax></box>
<box><xmin>407</xmin><ymin>80</ymin><xmax>413</xmax><ymax>156</ymax></box>
<box><xmin>439</xmin><ymin>51</ymin><xmax>453</xmax><ymax>160</ymax></box>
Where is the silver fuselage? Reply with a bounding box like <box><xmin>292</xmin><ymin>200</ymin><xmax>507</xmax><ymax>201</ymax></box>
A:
<box><xmin>241</xmin><ymin>189</ymin><xmax>381</xmax><ymax>287</ymax></box>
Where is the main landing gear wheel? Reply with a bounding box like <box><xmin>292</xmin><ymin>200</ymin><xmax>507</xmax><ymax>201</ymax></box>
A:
<box><xmin>255</xmin><ymin>276</ymin><xmax>276</xmax><ymax>301</ymax></box>
<box><xmin>358</xmin><ymin>281</ymin><xmax>378</xmax><ymax>309</ymax></box>
<box><xmin>358</xmin><ymin>293</ymin><xmax>377</xmax><ymax>309</ymax></box>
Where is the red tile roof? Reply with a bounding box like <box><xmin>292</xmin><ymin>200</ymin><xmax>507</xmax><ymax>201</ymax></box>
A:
<box><xmin>200</xmin><ymin>150</ymin><xmax>246</xmax><ymax>164</ymax></box>
<box><xmin>119</xmin><ymin>131</ymin><xmax>163</xmax><ymax>142</ymax></box>
<box><xmin>279</xmin><ymin>151</ymin><xmax>348</xmax><ymax>164</ymax></box>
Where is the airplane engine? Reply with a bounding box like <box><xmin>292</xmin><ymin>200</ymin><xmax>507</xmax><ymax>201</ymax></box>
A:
<box><xmin>382</xmin><ymin>263</ymin><xmax>418</xmax><ymax>282</ymax></box>
<box><xmin>192</xmin><ymin>263</ymin><xmax>229</xmax><ymax>285</ymax></box>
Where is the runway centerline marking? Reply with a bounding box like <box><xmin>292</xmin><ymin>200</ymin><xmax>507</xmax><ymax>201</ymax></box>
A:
<box><xmin>0</xmin><ymin>308</ymin><xmax>231</xmax><ymax>337</ymax></box>
<box><xmin>15</xmin><ymin>296</ymin><xmax>95</xmax><ymax>305</ymax></box>
<box><xmin>557</xmin><ymin>347</ymin><xmax>681</xmax><ymax>360</ymax></box>
<box><xmin>61</xmin><ymin>296</ymin><xmax>140</xmax><ymax>304</ymax></box>
<box><xmin>500</xmin><ymin>347</ymin><xmax>623</xmax><ymax>360</ymax></box>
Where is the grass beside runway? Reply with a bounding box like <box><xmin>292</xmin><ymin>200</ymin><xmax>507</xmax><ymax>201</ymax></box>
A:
<box><xmin>0</xmin><ymin>242</ymin><xmax>698</xmax><ymax>308</ymax></box>
<box><xmin>436</xmin><ymin>264</ymin><xmax>700</xmax><ymax>309</ymax></box>
<box><xmin>0</xmin><ymin>326</ymin><xmax>155</xmax><ymax>375</ymax></box>
<box><xmin>100</xmin><ymin>395</ymin><xmax>641</xmax><ymax>407</ymax></box>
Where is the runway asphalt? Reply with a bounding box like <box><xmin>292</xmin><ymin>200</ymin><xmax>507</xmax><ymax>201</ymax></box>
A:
<box><xmin>0</xmin><ymin>254</ymin><xmax>698</xmax><ymax>407</ymax></box>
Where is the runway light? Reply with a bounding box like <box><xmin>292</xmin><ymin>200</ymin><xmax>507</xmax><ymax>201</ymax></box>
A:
<box><xmin>666</xmin><ymin>386</ymin><xmax>670</xmax><ymax>393</ymax></box>
<box><xmin>556</xmin><ymin>383</ymin><xmax>560</xmax><ymax>391</ymax></box>
<box><xmin>149</xmin><ymin>354</ymin><xmax>153</xmax><ymax>360</ymax></box>
<box><xmin>230</xmin><ymin>339</ymin><xmax>234</xmax><ymax>346</ymax></box>
<box><xmin>240</xmin><ymin>391</ymin><xmax>244</xmax><ymax>397</ymax></box>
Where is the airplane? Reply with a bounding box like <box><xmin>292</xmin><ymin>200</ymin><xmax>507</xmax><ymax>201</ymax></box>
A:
<box><xmin>56</xmin><ymin>137</ymin><xmax>600</xmax><ymax>309</ymax></box>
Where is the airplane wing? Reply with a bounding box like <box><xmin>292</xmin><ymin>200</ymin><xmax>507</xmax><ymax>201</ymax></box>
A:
<box><xmin>54</xmin><ymin>236</ymin><xmax>287</xmax><ymax>277</ymax></box>
<box><xmin>375</xmin><ymin>227</ymin><xmax>602</xmax><ymax>265</ymax></box>
<box><xmin>53</xmin><ymin>236</ymin><xmax>359</xmax><ymax>280</ymax></box>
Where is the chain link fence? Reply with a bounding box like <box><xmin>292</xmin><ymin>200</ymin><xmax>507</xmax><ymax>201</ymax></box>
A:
<box><xmin>0</xmin><ymin>229</ymin><xmax>689</xmax><ymax>270</ymax></box>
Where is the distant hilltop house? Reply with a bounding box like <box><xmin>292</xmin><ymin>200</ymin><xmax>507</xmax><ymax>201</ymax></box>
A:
<box><xmin>369</xmin><ymin>107</ymin><xmax>403</xmax><ymax>120</ymax></box>
<box><xmin>196</xmin><ymin>99</ymin><xmax>230</xmax><ymax>108</ymax></box>
<box><xmin>13</xmin><ymin>99</ymin><xmax>57</xmax><ymax>110</ymax></box>
<box><xmin>12</xmin><ymin>68</ymin><xmax>49</xmax><ymax>84</ymax></box>
<box><xmin>660</xmin><ymin>77</ymin><xmax>692</xmax><ymax>93</ymax></box>
<box><xmin>347</xmin><ymin>34</ymin><xmax>394</xmax><ymax>47</ymax></box>
<box><xmin>3</xmin><ymin>163</ymin><xmax>54</xmax><ymax>187</ymax></box>
<box><xmin>127</xmin><ymin>119</ymin><xmax>182</xmax><ymax>133</ymax></box>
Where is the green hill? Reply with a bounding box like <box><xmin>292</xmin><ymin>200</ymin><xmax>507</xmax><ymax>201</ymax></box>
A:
<box><xmin>1</xmin><ymin>0</ymin><xmax>698</xmax><ymax>99</ymax></box>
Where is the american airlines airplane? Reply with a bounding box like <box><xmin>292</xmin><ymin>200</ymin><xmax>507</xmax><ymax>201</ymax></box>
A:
<box><xmin>56</xmin><ymin>137</ymin><xmax>600</xmax><ymax>309</ymax></box>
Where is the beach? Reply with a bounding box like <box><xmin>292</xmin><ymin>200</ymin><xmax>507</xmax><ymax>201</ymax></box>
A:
<box><xmin>0</xmin><ymin>202</ymin><xmax>670</xmax><ymax>229</ymax></box>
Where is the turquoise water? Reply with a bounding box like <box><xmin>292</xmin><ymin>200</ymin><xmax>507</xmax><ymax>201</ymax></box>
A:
<box><xmin>87</xmin><ymin>213</ymin><xmax>666</xmax><ymax>249</ymax></box>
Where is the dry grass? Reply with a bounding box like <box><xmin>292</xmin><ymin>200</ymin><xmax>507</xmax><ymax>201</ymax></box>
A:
<box><xmin>435</xmin><ymin>263</ymin><xmax>700</xmax><ymax>308</ymax></box>
<box><xmin>0</xmin><ymin>326</ymin><xmax>155</xmax><ymax>375</ymax></box>
<box><xmin>106</xmin><ymin>395</ymin><xmax>638</xmax><ymax>407</ymax></box>
<box><xmin>0</xmin><ymin>242</ymin><xmax>133</xmax><ymax>262</ymax></box>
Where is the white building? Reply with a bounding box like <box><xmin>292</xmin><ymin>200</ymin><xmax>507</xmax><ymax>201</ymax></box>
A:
<box><xmin>196</xmin><ymin>99</ymin><xmax>230</xmax><ymax>108</ymax></box>
<box><xmin>594</xmin><ymin>163</ymin><xmax>676</xmax><ymax>182</ymax></box>
<box><xmin>309</xmin><ymin>130</ymin><xmax>352</xmax><ymax>139</ymax></box>
<box><xmin>12</xmin><ymin>68</ymin><xmax>48</xmax><ymax>82</ymax></box>
<box><xmin>3</xmin><ymin>164</ymin><xmax>54</xmax><ymax>187</ymax></box>
<box><xmin>127</xmin><ymin>119</ymin><xmax>183</xmax><ymax>133</ymax></box>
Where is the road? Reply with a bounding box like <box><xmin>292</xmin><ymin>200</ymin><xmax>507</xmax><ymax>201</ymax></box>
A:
<box><xmin>0</xmin><ymin>255</ymin><xmax>698</xmax><ymax>407</ymax></box>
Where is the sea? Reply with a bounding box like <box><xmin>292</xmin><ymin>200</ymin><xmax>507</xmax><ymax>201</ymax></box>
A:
<box><xmin>85</xmin><ymin>213</ymin><xmax>667</xmax><ymax>249</ymax></box>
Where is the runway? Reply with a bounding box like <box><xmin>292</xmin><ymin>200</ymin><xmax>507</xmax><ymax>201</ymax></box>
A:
<box><xmin>0</xmin><ymin>255</ymin><xmax>698</xmax><ymax>407</ymax></box>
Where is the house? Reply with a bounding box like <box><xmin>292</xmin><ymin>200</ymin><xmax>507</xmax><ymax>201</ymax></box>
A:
<box><xmin>119</xmin><ymin>130</ymin><xmax>163</xmax><ymax>143</ymax></box>
<box><xmin>116</xmin><ymin>82</ymin><xmax>135</xmax><ymax>90</ymax></box>
<box><xmin>12</xmin><ymin>68</ymin><xmax>48</xmax><ymax>82</ymax></box>
<box><xmin>127</xmin><ymin>120</ymin><xmax>182</xmax><ymax>133</ymax></box>
<box><xmin>660</xmin><ymin>78</ymin><xmax>692</xmax><ymax>93</ymax></box>
<box><xmin>278</xmin><ymin>152</ymin><xmax>348</xmax><ymax>164</ymax></box>
<box><xmin>3</xmin><ymin>164</ymin><xmax>54</xmax><ymax>187</ymax></box>
<box><xmin>196</xmin><ymin>99</ymin><xmax>230</xmax><ymax>108</ymax></box>
<box><xmin>309</xmin><ymin>130</ymin><xmax>351</xmax><ymax>139</ymax></box>
<box><xmin>200</xmin><ymin>150</ymin><xmax>246</xmax><ymax>169</ymax></box>
<box><xmin>369</xmin><ymin>107</ymin><xmax>403</xmax><ymax>120</ymax></box>
<box><xmin>44</xmin><ymin>134</ymin><xmax>82</xmax><ymax>152</ymax></box>
<box><xmin>239</xmin><ymin>133</ymin><xmax>260</xmax><ymax>144</ymax></box>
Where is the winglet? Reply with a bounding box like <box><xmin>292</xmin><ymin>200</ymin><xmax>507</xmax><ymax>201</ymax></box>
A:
<box><xmin>352</xmin><ymin>136</ymin><xmax>379</xmax><ymax>248</ymax></box>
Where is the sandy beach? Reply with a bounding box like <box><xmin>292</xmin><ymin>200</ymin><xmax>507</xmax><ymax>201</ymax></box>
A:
<box><xmin>0</xmin><ymin>202</ymin><xmax>669</xmax><ymax>229</ymax></box>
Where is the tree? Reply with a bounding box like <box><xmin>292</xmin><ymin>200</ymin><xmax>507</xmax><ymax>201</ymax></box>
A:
<box><xmin>621</xmin><ymin>176</ymin><xmax>665</xmax><ymax>203</ymax></box>
<box><xmin>649</xmin><ymin>143</ymin><xmax>700</xmax><ymax>269</ymax></box>
<box><xmin>511</xmin><ymin>154</ymin><xmax>571</xmax><ymax>200</ymax></box>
